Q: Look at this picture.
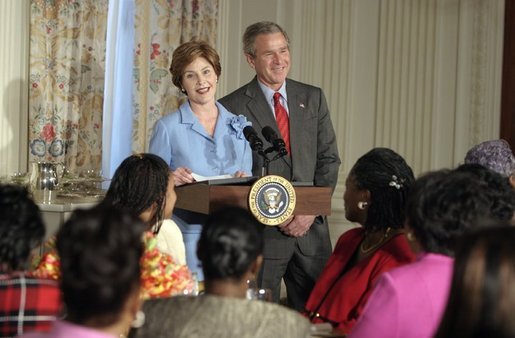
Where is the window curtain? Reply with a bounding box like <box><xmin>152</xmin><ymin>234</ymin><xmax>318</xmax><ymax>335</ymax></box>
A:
<box><xmin>131</xmin><ymin>0</ymin><xmax>219</xmax><ymax>153</ymax></box>
<box><xmin>28</xmin><ymin>0</ymin><xmax>108</xmax><ymax>173</ymax></box>
<box><xmin>102</xmin><ymin>0</ymin><xmax>135</xmax><ymax>179</ymax></box>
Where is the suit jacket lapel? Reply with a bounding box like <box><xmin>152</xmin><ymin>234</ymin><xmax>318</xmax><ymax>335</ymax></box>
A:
<box><xmin>245</xmin><ymin>77</ymin><xmax>292</xmax><ymax>168</ymax></box>
<box><xmin>244</xmin><ymin>78</ymin><xmax>276</xmax><ymax>131</ymax></box>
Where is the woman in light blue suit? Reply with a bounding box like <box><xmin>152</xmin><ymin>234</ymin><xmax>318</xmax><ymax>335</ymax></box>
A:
<box><xmin>149</xmin><ymin>41</ymin><xmax>252</xmax><ymax>280</ymax></box>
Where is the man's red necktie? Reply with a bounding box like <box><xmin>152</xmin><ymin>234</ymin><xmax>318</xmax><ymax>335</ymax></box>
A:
<box><xmin>273</xmin><ymin>92</ymin><xmax>290</xmax><ymax>155</ymax></box>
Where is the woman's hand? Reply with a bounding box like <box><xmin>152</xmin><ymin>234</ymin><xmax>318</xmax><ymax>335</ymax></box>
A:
<box><xmin>233</xmin><ymin>170</ymin><xmax>248</xmax><ymax>178</ymax></box>
<box><xmin>173</xmin><ymin>167</ymin><xmax>195</xmax><ymax>186</ymax></box>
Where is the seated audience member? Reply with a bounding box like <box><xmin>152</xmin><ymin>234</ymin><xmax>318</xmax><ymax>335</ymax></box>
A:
<box><xmin>33</xmin><ymin>154</ymin><xmax>192</xmax><ymax>298</ymax></box>
<box><xmin>19</xmin><ymin>205</ymin><xmax>145</xmax><ymax>338</ymax></box>
<box><xmin>104</xmin><ymin>153</ymin><xmax>186</xmax><ymax>265</ymax></box>
<box><xmin>349</xmin><ymin>169</ymin><xmax>514</xmax><ymax>338</ymax></box>
<box><xmin>464</xmin><ymin>139</ymin><xmax>515</xmax><ymax>188</ymax></box>
<box><xmin>435</xmin><ymin>224</ymin><xmax>515</xmax><ymax>338</ymax></box>
<box><xmin>304</xmin><ymin>148</ymin><xmax>416</xmax><ymax>333</ymax></box>
<box><xmin>128</xmin><ymin>207</ymin><xmax>311</xmax><ymax>338</ymax></box>
<box><xmin>0</xmin><ymin>185</ymin><xmax>61</xmax><ymax>337</ymax></box>
<box><xmin>455</xmin><ymin>163</ymin><xmax>515</xmax><ymax>223</ymax></box>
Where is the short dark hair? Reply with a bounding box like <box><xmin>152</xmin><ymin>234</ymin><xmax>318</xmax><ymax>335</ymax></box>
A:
<box><xmin>350</xmin><ymin>147</ymin><xmax>415</xmax><ymax>231</ymax></box>
<box><xmin>0</xmin><ymin>184</ymin><xmax>45</xmax><ymax>272</ymax></box>
<box><xmin>455</xmin><ymin>163</ymin><xmax>515</xmax><ymax>222</ymax></box>
<box><xmin>197</xmin><ymin>207</ymin><xmax>264</xmax><ymax>280</ymax></box>
<box><xmin>243</xmin><ymin>21</ymin><xmax>290</xmax><ymax>57</ymax></box>
<box><xmin>406</xmin><ymin>170</ymin><xmax>494</xmax><ymax>256</ymax></box>
<box><xmin>105</xmin><ymin>153</ymin><xmax>170</xmax><ymax>232</ymax></box>
<box><xmin>170</xmin><ymin>40</ymin><xmax>221</xmax><ymax>90</ymax></box>
<box><xmin>435</xmin><ymin>224</ymin><xmax>515</xmax><ymax>338</ymax></box>
<box><xmin>57</xmin><ymin>204</ymin><xmax>145</xmax><ymax>326</ymax></box>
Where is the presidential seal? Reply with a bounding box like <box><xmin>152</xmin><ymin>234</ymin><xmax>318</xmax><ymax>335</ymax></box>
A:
<box><xmin>248</xmin><ymin>175</ymin><xmax>296</xmax><ymax>226</ymax></box>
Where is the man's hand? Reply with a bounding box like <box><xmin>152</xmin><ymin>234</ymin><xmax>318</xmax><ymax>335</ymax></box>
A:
<box><xmin>278</xmin><ymin>215</ymin><xmax>316</xmax><ymax>237</ymax></box>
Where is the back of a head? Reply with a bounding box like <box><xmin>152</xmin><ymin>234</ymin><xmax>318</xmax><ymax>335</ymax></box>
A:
<box><xmin>406</xmin><ymin>170</ymin><xmax>494</xmax><ymax>256</ymax></box>
<box><xmin>104</xmin><ymin>153</ymin><xmax>169</xmax><ymax>226</ymax></box>
<box><xmin>0</xmin><ymin>184</ymin><xmax>44</xmax><ymax>272</ymax></box>
<box><xmin>455</xmin><ymin>163</ymin><xmax>515</xmax><ymax>222</ymax></box>
<box><xmin>464</xmin><ymin>139</ymin><xmax>515</xmax><ymax>178</ymax></box>
<box><xmin>197</xmin><ymin>207</ymin><xmax>264</xmax><ymax>281</ymax></box>
<box><xmin>350</xmin><ymin>147</ymin><xmax>415</xmax><ymax>230</ymax></box>
<box><xmin>56</xmin><ymin>203</ymin><xmax>146</xmax><ymax>326</ymax></box>
<box><xmin>435</xmin><ymin>224</ymin><xmax>515</xmax><ymax>338</ymax></box>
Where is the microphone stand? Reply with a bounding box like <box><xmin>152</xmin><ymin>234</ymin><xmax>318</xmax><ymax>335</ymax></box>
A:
<box><xmin>260</xmin><ymin>146</ymin><xmax>287</xmax><ymax>176</ymax></box>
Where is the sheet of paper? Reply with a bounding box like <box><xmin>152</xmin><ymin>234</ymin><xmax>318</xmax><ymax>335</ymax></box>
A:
<box><xmin>191</xmin><ymin>172</ymin><xmax>233</xmax><ymax>182</ymax></box>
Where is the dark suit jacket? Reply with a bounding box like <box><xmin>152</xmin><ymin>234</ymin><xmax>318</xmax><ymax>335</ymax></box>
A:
<box><xmin>219</xmin><ymin>77</ymin><xmax>341</xmax><ymax>257</ymax></box>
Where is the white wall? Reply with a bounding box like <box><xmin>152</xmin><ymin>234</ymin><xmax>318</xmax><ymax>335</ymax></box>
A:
<box><xmin>216</xmin><ymin>0</ymin><xmax>505</xmax><ymax>243</ymax></box>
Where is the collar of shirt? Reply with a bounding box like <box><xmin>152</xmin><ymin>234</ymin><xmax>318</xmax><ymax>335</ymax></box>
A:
<box><xmin>257</xmin><ymin>80</ymin><xmax>289</xmax><ymax>117</ymax></box>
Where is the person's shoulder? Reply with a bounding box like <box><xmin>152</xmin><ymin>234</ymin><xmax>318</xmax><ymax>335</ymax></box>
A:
<box><xmin>220</xmin><ymin>79</ymin><xmax>257</xmax><ymax>101</ymax></box>
<box><xmin>156</xmin><ymin>109</ymin><xmax>181</xmax><ymax>124</ymax></box>
<box><xmin>2</xmin><ymin>272</ymin><xmax>60</xmax><ymax>289</ymax></box>
<box><xmin>250</xmin><ymin>301</ymin><xmax>311</xmax><ymax>337</ymax></box>
<box><xmin>336</xmin><ymin>227</ymin><xmax>363</xmax><ymax>244</ymax></box>
<box><xmin>372</xmin><ymin>234</ymin><xmax>416</xmax><ymax>267</ymax></box>
<box><xmin>286</xmin><ymin>78</ymin><xmax>322</xmax><ymax>92</ymax></box>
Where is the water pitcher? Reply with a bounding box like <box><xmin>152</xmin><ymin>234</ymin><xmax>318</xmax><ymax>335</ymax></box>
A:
<box><xmin>29</xmin><ymin>161</ymin><xmax>65</xmax><ymax>191</ymax></box>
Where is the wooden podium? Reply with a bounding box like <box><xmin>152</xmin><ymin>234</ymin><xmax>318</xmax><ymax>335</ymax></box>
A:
<box><xmin>174</xmin><ymin>177</ymin><xmax>332</xmax><ymax>216</ymax></box>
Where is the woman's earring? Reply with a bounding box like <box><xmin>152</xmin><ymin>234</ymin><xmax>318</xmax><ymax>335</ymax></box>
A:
<box><xmin>131</xmin><ymin>310</ymin><xmax>145</xmax><ymax>328</ymax></box>
<box><xmin>181</xmin><ymin>88</ymin><xmax>186</xmax><ymax>93</ymax></box>
<box><xmin>358</xmin><ymin>201</ymin><xmax>368</xmax><ymax>210</ymax></box>
<box><xmin>406</xmin><ymin>232</ymin><xmax>415</xmax><ymax>241</ymax></box>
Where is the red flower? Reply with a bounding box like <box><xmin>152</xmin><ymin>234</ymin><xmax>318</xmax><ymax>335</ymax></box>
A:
<box><xmin>150</xmin><ymin>43</ymin><xmax>161</xmax><ymax>60</ymax></box>
<box><xmin>41</xmin><ymin>123</ymin><xmax>56</xmax><ymax>142</ymax></box>
<box><xmin>59</xmin><ymin>83</ymin><xmax>64</xmax><ymax>89</ymax></box>
<box><xmin>32</xmin><ymin>83</ymin><xmax>38</xmax><ymax>88</ymax></box>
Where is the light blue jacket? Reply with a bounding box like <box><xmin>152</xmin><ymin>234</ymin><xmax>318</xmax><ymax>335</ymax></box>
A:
<box><xmin>149</xmin><ymin>101</ymin><xmax>252</xmax><ymax>176</ymax></box>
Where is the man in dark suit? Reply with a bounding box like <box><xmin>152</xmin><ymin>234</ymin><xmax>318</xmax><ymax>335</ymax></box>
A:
<box><xmin>219</xmin><ymin>21</ymin><xmax>341</xmax><ymax>311</ymax></box>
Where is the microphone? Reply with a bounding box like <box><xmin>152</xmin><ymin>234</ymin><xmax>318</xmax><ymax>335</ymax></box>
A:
<box><xmin>243</xmin><ymin>126</ymin><xmax>263</xmax><ymax>152</ymax></box>
<box><xmin>262</xmin><ymin>126</ymin><xmax>288</xmax><ymax>156</ymax></box>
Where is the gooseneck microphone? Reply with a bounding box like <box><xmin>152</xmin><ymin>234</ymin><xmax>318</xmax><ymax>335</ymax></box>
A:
<box><xmin>262</xmin><ymin>126</ymin><xmax>288</xmax><ymax>156</ymax></box>
<box><xmin>243</xmin><ymin>126</ymin><xmax>264</xmax><ymax>152</ymax></box>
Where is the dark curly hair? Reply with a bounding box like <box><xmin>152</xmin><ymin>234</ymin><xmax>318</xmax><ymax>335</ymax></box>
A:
<box><xmin>406</xmin><ymin>170</ymin><xmax>495</xmax><ymax>256</ymax></box>
<box><xmin>0</xmin><ymin>184</ymin><xmax>45</xmax><ymax>272</ymax></box>
<box><xmin>350</xmin><ymin>148</ymin><xmax>415</xmax><ymax>231</ymax></box>
<box><xmin>56</xmin><ymin>203</ymin><xmax>145</xmax><ymax>326</ymax></box>
<box><xmin>104</xmin><ymin>153</ymin><xmax>170</xmax><ymax>233</ymax></box>
<box><xmin>197</xmin><ymin>207</ymin><xmax>264</xmax><ymax>281</ymax></box>
<box><xmin>455</xmin><ymin>163</ymin><xmax>515</xmax><ymax>222</ymax></box>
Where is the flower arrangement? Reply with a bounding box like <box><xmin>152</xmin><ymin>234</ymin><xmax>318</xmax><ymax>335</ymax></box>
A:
<box><xmin>30</xmin><ymin>232</ymin><xmax>193</xmax><ymax>299</ymax></box>
<box><xmin>139</xmin><ymin>232</ymin><xmax>193</xmax><ymax>299</ymax></box>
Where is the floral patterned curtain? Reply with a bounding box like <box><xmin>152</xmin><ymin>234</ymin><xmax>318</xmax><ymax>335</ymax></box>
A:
<box><xmin>132</xmin><ymin>0</ymin><xmax>219</xmax><ymax>153</ymax></box>
<box><xmin>29</xmin><ymin>0</ymin><xmax>108</xmax><ymax>173</ymax></box>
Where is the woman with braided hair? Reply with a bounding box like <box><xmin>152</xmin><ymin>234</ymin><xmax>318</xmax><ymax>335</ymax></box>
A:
<box><xmin>304</xmin><ymin>148</ymin><xmax>416</xmax><ymax>333</ymax></box>
<box><xmin>104</xmin><ymin>153</ymin><xmax>185</xmax><ymax>265</ymax></box>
